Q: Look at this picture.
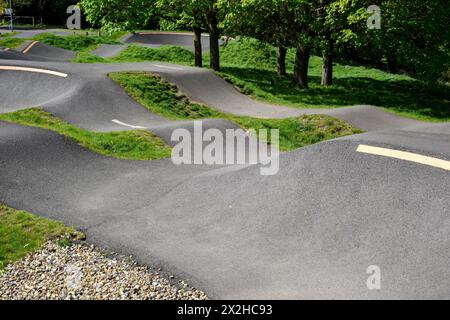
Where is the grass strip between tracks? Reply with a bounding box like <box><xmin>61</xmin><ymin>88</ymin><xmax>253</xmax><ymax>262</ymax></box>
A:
<box><xmin>0</xmin><ymin>108</ymin><xmax>172</xmax><ymax>160</ymax></box>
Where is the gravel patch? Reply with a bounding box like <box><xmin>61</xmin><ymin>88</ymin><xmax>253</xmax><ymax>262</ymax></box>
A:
<box><xmin>0</xmin><ymin>240</ymin><xmax>208</xmax><ymax>300</ymax></box>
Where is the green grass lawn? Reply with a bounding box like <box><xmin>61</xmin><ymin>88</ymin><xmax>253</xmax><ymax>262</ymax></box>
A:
<box><xmin>0</xmin><ymin>108</ymin><xmax>172</xmax><ymax>160</ymax></box>
<box><xmin>0</xmin><ymin>204</ymin><xmax>83</xmax><ymax>270</ymax></box>
<box><xmin>110</xmin><ymin>72</ymin><xmax>361</xmax><ymax>151</ymax></box>
<box><xmin>216</xmin><ymin>39</ymin><xmax>450</xmax><ymax>122</ymax></box>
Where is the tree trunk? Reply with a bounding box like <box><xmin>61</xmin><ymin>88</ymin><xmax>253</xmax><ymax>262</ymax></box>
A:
<box><xmin>387</xmin><ymin>56</ymin><xmax>398</xmax><ymax>73</ymax></box>
<box><xmin>38</xmin><ymin>0</ymin><xmax>46</xmax><ymax>25</ymax></box>
<box><xmin>277</xmin><ymin>46</ymin><xmax>287</xmax><ymax>77</ymax></box>
<box><xmin>321</xmin><ymin>51</ymin><xmax>333</xmax><ymax>86</ymax></box>
<box><xmin>206</xmin><ymin>10</ymin><xmax>220</xmax><ymax>72</ymax></box>
<box><xmin>293</xmin><ymin>43</ymin><xmax>310</xmax><ymax>88</ymax></box>
<box><xmin>193</xmin><ymin>27</ymin><xmax>203</xmax><ymax>68</ymax></box>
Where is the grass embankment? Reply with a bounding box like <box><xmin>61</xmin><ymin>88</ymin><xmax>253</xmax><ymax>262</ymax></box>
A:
<box><xmin>73</xmin><ymin>43</ymin><xmax>195</xmax><ymax>64</ymax></box>
<box><xmin>0</xmin><ymin>108</ymin><xmax>172</xmax><ymax>160</ymax></box>
<box><xmin>110</xmin><ymin>72</ymin><xmax>361</xmax><ymax>151</ymax></box>
<box><xmin>113</xmin><ymin>44</ymin><xmax>194</xmax><ymax>64</ymax></box>
<box><xmin>0</xmin><ymin>32</ymin><xmax>25</xmax><ymax>49</ymax></box>
<box><xmin>0</xmin><ymin>204</ymin><xmax>83</xmax><ymax>270</ymax></box>
<box><xmin>81</xmin><ymin>36</ymin><xmax>450</xmax><ymax>122</ymax></box>
<box><xmin>1</xmin><ymin>31</ymin><xmax>125</xmax><ymax>58</ymax></box>
<box><xmin>216</xmin><ymin>39</ymin><xmax>450</xmax><ymax>122</ymax></box>
<box><xmin>33</xmin><ymin>32</ymin><xmax>123</xmax><ymax>51</ymax></box>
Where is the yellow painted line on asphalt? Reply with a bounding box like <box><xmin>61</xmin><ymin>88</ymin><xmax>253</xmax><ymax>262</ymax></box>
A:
<box><xmin>0</xmin><ymin>66</ymin><xmax>68</xmax><ymax>78</ymax></box>
<box><xmin>357</xmin><ymin>144</ymin><xmax>450</xmax><ymax>172</ymax></box>
<box><xmin>22</xmin><ymin>41</ymin><xmax>38</xmax><ymax>54</ymax></box>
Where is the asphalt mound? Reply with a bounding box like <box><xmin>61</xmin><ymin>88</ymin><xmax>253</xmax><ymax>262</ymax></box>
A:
<box><xmin>23</xmin><ymin>42</ymin><xmax>76</xmax><ymax>62</ymax></box>
<box><xmin>0</xmin><ymin>49</ymin><xmax>41</xmax><ymax>61</ymax></box>
<box><xmin>0</xmin><ymin>69</ymin><xmax>75</xmax><ymax>113</ymax></box>
<box><xmin>91</xmin><ymin>44</ymin><xmax>128</xmax><ymax>58</ymax></box>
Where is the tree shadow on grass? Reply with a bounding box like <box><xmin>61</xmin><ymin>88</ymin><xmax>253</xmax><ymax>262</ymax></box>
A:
<box><xmin>221</xmin><ymin>66</ymin><xmax>450</xmax><ymax>121</ymax></box>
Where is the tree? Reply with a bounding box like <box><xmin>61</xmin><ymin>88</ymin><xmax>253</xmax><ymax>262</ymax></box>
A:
<box><xmin>0</xmin><ymin>0</ymin><xmax>7</xmax><ymax>12</ymax></box>
<box><xmin>219</xmin><ymin>0</ymin><xmax>292</xmax><ymax>77</ymax></box>
<box><xmin>297</xmin><ymin>0</ymin><xmax>364</xmax><ymax>87</ymax></box>
<box><xmin>220</xmin><ymin>0</ymin><xmax>315</xmax><ymax>86</ymax></box>
<box><xmin>156</xmin><ymin>0</ymin><xmax>207</xmax><ymax>67</ymax></box>
<box><xmin>205</xmin><ymin>0</ymin><xmax>221</xmax><ymax>71</ymax></box>
<box><xmin>333</xmin><ymin>0</ymin><xmax>450</xmax><ymax>82</ymax></box>
<box><xmin>157</xmin><ymin>0</ymin><xmax>222</xmax><ymax>71</ymax></box>
<box><xmin>375</xmin><ymin>0</ymin><xmax>450</xmax><ymax>81</ymax></box>
<box><xmin>317</xmin><ymin>0</ymin><xmax>333</xmax><ymax>85</ymax></box>
<box><xmin>1</xmin><ymin>0</ymin><xmax>75</xmax><ymax>25</ymax></box>
<box><xmin>80</xmin><ymin>0</ymin><xmax>156</xmax><ymax>31</ymax></box>
<box><xmin>81</xmin><ymin>0</ymin><xmax>222</xmax><ymax>71</ymax></box>
<box><xmin>282</xmin><ymin>0</ymin><xmax>315</xmax><ymax>88</ymax></box>
<box><xmin>36</xmin><ymin>0</ymin><xmax>46</xmax><ymax>23</ymax></box>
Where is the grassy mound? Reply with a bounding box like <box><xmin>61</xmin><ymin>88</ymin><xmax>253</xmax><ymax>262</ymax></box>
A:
<box><xmin>33</xmin><ymin>33</ymin><xmax>121</xmax><ymax>51</ymax></box>
<box><xmin>109</xmin><ymin>72</ymin><xmax>221</xmax><ymax>119</ymax></box>
<box><xmin>111</xmin><ymin>44</ymin><xmax>194</xmax><ymax>64</ymax></box>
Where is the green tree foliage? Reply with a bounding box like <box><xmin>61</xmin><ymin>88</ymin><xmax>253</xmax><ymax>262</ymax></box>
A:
<box><xmin>81</xmin><ymin>0</ymin><xmax>448</xmax><ymax>83</ymax></box>
<box><xmin>80</xmin><ymin>0</ymin><xmax>156</xmax><ymax>31</ymax></box>
<box><xmin>0</xmin><ymin>0</ymin><xmax>7</xmax><ymax>12</ymax></box>
<box><xmin>6</xmin><ymin>0</ymin><xmax>74</xmax><ymax>25</ymax></box>
<box><xmin>156</xmin><ymin>0</ymin><xmax>208</xmax><ymax>67</ymax></box>
<box><xmin>219</xmin><ymin>0</ymin><xmax>292</xmax><ymax>76</ymax></box>
<box><xmin>220</xmin><ymin>0</ymin><xmax>319</xmax><ymax>87</ymax></box>
<box><xmin>81</xmin><ymin>0</ymin><xmax>222</xmax><ymax>71</ymax></box>
<box><xmin>333</xmin><ymin>0</ymin><xmax>450</xmax><ymax>82</ymax></box>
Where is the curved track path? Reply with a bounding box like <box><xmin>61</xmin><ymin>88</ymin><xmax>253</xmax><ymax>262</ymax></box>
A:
<box><xmin>1</xmin><ymin>35</ymin><xmax>450</xmax><ymax>299</ymax></box>
<box><xmin>122</xmin><ymin>32</ymin><xmax>213</xmax><ymax>52</ymax></box>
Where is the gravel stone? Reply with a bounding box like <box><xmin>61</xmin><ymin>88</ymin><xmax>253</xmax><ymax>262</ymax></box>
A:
<box><xmin>0</xmin><ymin>240</ymin><xmax>208</xmax><ymax>300</ymax></box>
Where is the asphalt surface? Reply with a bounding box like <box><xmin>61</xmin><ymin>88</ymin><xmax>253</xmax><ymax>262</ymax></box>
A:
<box><xmin>0</xmin><ymin>41</ymin><xmax>75</xmax><ymax>62</ymax></box>
<box><xmin>123</xmin><ymin>32</ymin><xmax>213</xmax><ymax>52</ymax></box>
<box><xmin>1</xmin><ymin>36</ymin><xmax>450</xmax><ymax>299</ymax></box>
<box><xmin>22</xmin><ymin>42</ymin><xmax>76</xmax><ymax>61</ymax></box>
<box><xmin>91</xmin><ymin>44</ymin><xmax>128</xmax><ymax>58</ymax></box>
<box><xmin>0</xmin><ymin>29</ymin><xmax>70</xmax><ymax>38</ymax></box>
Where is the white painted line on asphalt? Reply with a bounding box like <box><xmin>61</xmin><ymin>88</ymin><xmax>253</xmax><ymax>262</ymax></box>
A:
<box><xmin>112</xmin><ymin>119</ymin><xmax>147</xmax><ymax>129</ymax></box>
<box><xmin>152</xmin><ymin>64</ymin><xmax>185</xmax><ymax>71</ymax></box>
<box><xmin>357</xmin><ymin>144</ymin><xmax>450</xmax><ymax>172</ymax></box>
<box><xmin>0</xmin><ymin>65</ymin><xmax>68</xmax><ymax>78</ymax></box>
